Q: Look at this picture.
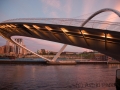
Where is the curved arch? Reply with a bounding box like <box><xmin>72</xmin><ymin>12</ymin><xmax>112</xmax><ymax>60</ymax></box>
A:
<box><xmin>79</xmin><ymin>8</ymin><xmax>120</xmax><ymax>50</ymax></box>
<box><xmin>81</xmin><ymin>8</ymin><xmax>120</xmax><ymax>27</ymax></box>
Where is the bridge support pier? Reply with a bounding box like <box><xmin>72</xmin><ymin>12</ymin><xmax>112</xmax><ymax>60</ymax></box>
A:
<box><xmin>47</xmin><ymin>44</ymin><xmax>77</xmax><ymax>65</ymax></box>
<box><xmin>51</xmin><ymin>44</ymin><xmax>67</xmax><ymax>61</ymax></box>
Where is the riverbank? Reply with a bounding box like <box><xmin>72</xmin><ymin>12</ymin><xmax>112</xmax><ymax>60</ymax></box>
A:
<box><xmin>0</xmin><ymin>60</ymin><xmax>112</xmax><ymax>65</ymax></box>
<box><xmin>0</xmin><ymin>59</ymin><xmax>120</xmax><ymax>65</ymax></box>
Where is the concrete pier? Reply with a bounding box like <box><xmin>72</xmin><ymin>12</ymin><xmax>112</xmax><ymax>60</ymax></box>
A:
<box><xmin>47</xmin><ymin>61</ymin><xmax>77</xmax><ymax>65</ymax></box>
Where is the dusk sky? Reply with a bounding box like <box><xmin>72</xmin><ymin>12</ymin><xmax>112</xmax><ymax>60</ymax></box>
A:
<box><xmin>0</xmin><ymin>0</ymin><xmax>120</xmax><ymax>52</ymax></box>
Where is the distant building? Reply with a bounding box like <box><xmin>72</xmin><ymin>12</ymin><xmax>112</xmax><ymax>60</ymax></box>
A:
<box><xmin>14</xmin><ymin>38</ymin><xmax>24</xmax><ymax>54</ymax></box>
<box><xmin>39</xmin><ymin>49</ymin><xmax>49</xmax><ymax>55</ymax></box>
<box><xmin>94</xmin><ymin>52</ymin><xmax>107</xmax><ymax>61</ymax></box>
<box><xmin>22</xmin><ymin>45</ymin><xmax>27</xmax><ymax>55</ymax></box>
<box><xmin>0</xmin><ymin>38</ymin><xmax>27</xmax><ymax>56</ymax></box>
<box><xmin>107</xmin><ymin>56</ymin><xmax>116</xmax><ymax>61</ymax></box>
<box><xmin>63</xmin><ymin>52</ymin><xmax>76</xmax><ymax>55</ymax></box>
<box><xmin>0</xmin><ymin>46</ymin><xmax>5</xmax><ymax>55</ymax></box>
<box><xmin>5</xmin><ymin>41</ymin><xmax>14</xmax><ymax>54</ymax></box>
<box><xmin>93</xmin><ymin>51</ymin><xmax>116</xmax><ymax>61</ymax></box>
<box><xmin>40</xmin><ymin>49</ymin><xmax>46</xmax><ymax>54</ymax></box>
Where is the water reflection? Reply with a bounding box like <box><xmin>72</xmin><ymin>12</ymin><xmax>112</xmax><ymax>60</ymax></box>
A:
<box><xmin>0</xmin><ymin>64</ymin><xmax>118</xmax><ymax>90</ymax></box>
<box><xmin>108</xmin><ymin>64</ymin><xmax>120</xmax><ymax>68</ymax></box>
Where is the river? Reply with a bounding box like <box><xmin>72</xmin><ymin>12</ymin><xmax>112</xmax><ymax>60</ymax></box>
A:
<box><xmin>0</xmin><ymin>64</ymin><xmax>119</xmax><ymax>90</ymax></box>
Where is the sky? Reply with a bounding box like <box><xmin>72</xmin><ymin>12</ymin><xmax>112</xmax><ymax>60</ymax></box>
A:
<box><xmin>0</xmin><ymin>0</ymin><xmax>120</xmax><ymax>52</ymax></box>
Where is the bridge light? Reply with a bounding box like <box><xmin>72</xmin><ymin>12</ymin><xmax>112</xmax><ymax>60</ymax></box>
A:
<box><xmin>0</xmin><ymin>25</ymin><xmax>6</xmax><ymax>28</ymax></box>
<box><xmin>6</xmin><ymin>24</ymin><xmax>12</xmax><ymax>28</ymax></box>
<box><xmin>10</xmin><ymin>24</ymin><xmax>16</xmax><ymax>28</ymax></box>
<box><xmin>33</xmin><ymin>25</ymin><xmax>40</xmax><ymax>30</ymax></box>
<box><xmin>61</xmin><ymin>28</ymin><xmax>68</xmax><ymax>32</ymax></box>
<box><xmin>101</xmin><ymin>33</ymin><xmax>105</xmax><ymax>38</ymax></box>
<box><xmin>23</xmin><ymin>24</ymin><xmax>30</xmax><ymax>29</ymax></box>
<box><xmin>107</xmin><ymin>34</ymin><xmax>112</xmax><ymax>38</ymax></box>
<box><xmin>81</xmin><ymin>30</ymin><xmax>88</xmax><ymax>34</ymax></box>
<box><xmin>101</xmin><ymin>36</ymin><xmax>105</xmax><ymax>38</ymax></box>
<box><xmin>45</xmin><ymin>26</ymin><xmax>52</xmax><ymax>30</ymax></box>
<box><xmin>5</xmin><ymin>24</ymin><xmax>16</xmax><ymax>28</ymax></box>
<box><xmin>83</xmin><ymin>32</ymin><xmax>88</xmax><ymax>34</ymax></box>
<box><xmin>101</xmin><ymin>33</ymin><xmax>112</xmax><ymax>38</ymax></box>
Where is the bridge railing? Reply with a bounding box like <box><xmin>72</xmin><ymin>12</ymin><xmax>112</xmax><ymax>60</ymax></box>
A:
<box><xmin>2</xmin><ymin>18</ymin><xmax>120</xmax><ymax>32</ymax></box>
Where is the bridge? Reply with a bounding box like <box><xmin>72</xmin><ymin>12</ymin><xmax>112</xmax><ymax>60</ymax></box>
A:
<box><xmin>0</xmin><ymin>8</ymin><xmax>120</xmax><ymax>63</ymax></box>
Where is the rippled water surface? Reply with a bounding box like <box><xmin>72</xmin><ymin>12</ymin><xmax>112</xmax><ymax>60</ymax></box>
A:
<box><xmin>0</xmin><ymin>64</ymin><xmax>119</xmax><ymax>90</ymax></box>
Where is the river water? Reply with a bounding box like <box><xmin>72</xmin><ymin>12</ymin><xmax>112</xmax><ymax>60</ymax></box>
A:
<box><xmin>0</xmin><ymin>64</ymin><xmax>119</xmax><ymax>90</ymax></box>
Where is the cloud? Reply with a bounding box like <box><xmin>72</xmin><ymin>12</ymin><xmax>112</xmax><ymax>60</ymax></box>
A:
<box><xmin>28</xmin><ymin>38</ymin><xmax>62</xmax><ymax>49</ymax></box>
<box><xmin>41</xmin><ymin>0</ymin><xmax>61</xmax><ymax>9</ymax></box>
<box><xmin>0</xmin><ymin>12</ymin><xmax>8</xmax><ymax>22</ymax></box>
<box><xmin>101</xmin><ymin>1</ymin><xmax>120</xmax><ymax>22</ymax></box>
<box><xmin>41</xmin><ymin>0</ymin><xmax>73</xmax><ymax>18</ymax></box>
<box><xmin>112</xmin><ymin>2</ymin><xmax>120</xmax><ymax>22</ymax></box>
<box><xmin>50</xmin><ymin>11</ymin><xmax>59</xmax><ymax>18</ymax></box>
<box><xmin>22</xmin><ymin>37</ymin><xmax>90</xmax><ymax>52</ymax></box>
<box><xmin>62</xmin><ymin>0</ymin><xmax>72</xmax><ymax>17</ymax></box>
<box><xmin>82</xmin><ymin>0</ymin><xmax>97</xmax><ymax>18</ymax></box>
<box><xmin>41</xmin><ymin>0</ymin><xmax>61</xmax><ymax>18</ymax></box>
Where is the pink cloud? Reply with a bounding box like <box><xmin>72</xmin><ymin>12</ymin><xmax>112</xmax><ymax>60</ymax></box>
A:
<box><xmin>112</xmin><ymin>2</ymin><xmax>120</xmax><ymax>22</ymax></box>
<box><xmin>50</xmin><ymin>11</ymin><xmax>59</xmax><ymax>18</ymax></box>
<box><xmin>41</xmin><ymin>0</ymin><xmax>61</xmax><ymax>9</ymax></box>
<box><xmin>41</xmin><ymin>0</ymin><xmax>61</xmax><ymax>18</ymax></box>
<box><xmin>101</xmin><ymin>2</ymin><xmax>120</xmax><ymax>22</ymax></box>
<box><xmin>62</xmin><ymin>0</ymin><xmax>72</xmax><ymax>17</ymax></box>
<box><xmin>82</xmin><ymin>0</ymin><xmax>97</xmax><ymax>18</ymax></box>
<box><xmin>12</xmin><ymin>36</ymin><xmax>90</xmax><ymax>52</ymax></box>
<box><xmin>104</xmin><ymin>12</ymin><xmax>118</xmax><ymax>22</ymax></box>
<box><xmin>12</xmin><ymin>36</ymin><xmax>63</xmax><ymax>51</ymax></box>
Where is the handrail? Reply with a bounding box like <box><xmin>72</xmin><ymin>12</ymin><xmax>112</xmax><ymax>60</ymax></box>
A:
<box><xmin>1</xmin><ymin>18</ymin><xmax>120</xmax><ymax>32</ymax></box>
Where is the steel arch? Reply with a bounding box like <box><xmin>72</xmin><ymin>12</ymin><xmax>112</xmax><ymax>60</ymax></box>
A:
<box><xmin>81</xmin><ymin>8</ymin><xmax>120</xmax><ymax>27</ymax></box>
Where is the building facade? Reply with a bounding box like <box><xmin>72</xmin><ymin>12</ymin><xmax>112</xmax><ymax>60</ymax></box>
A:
<box><xmin>93</xmin><ymin>52</ymin><xmax>116</xmax><ymax>61</ymax></box>
<box><xmin>0</xmin><ymin>38</ymin><xmax>27</xmax><ymax>56</ymax></box>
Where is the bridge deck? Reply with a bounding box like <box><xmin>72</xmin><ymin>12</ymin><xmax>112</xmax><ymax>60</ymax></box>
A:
<box><xmin>0</xmin><ymin>18</ymin><xmax>120</xmax><ymax>60</ymax></box>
